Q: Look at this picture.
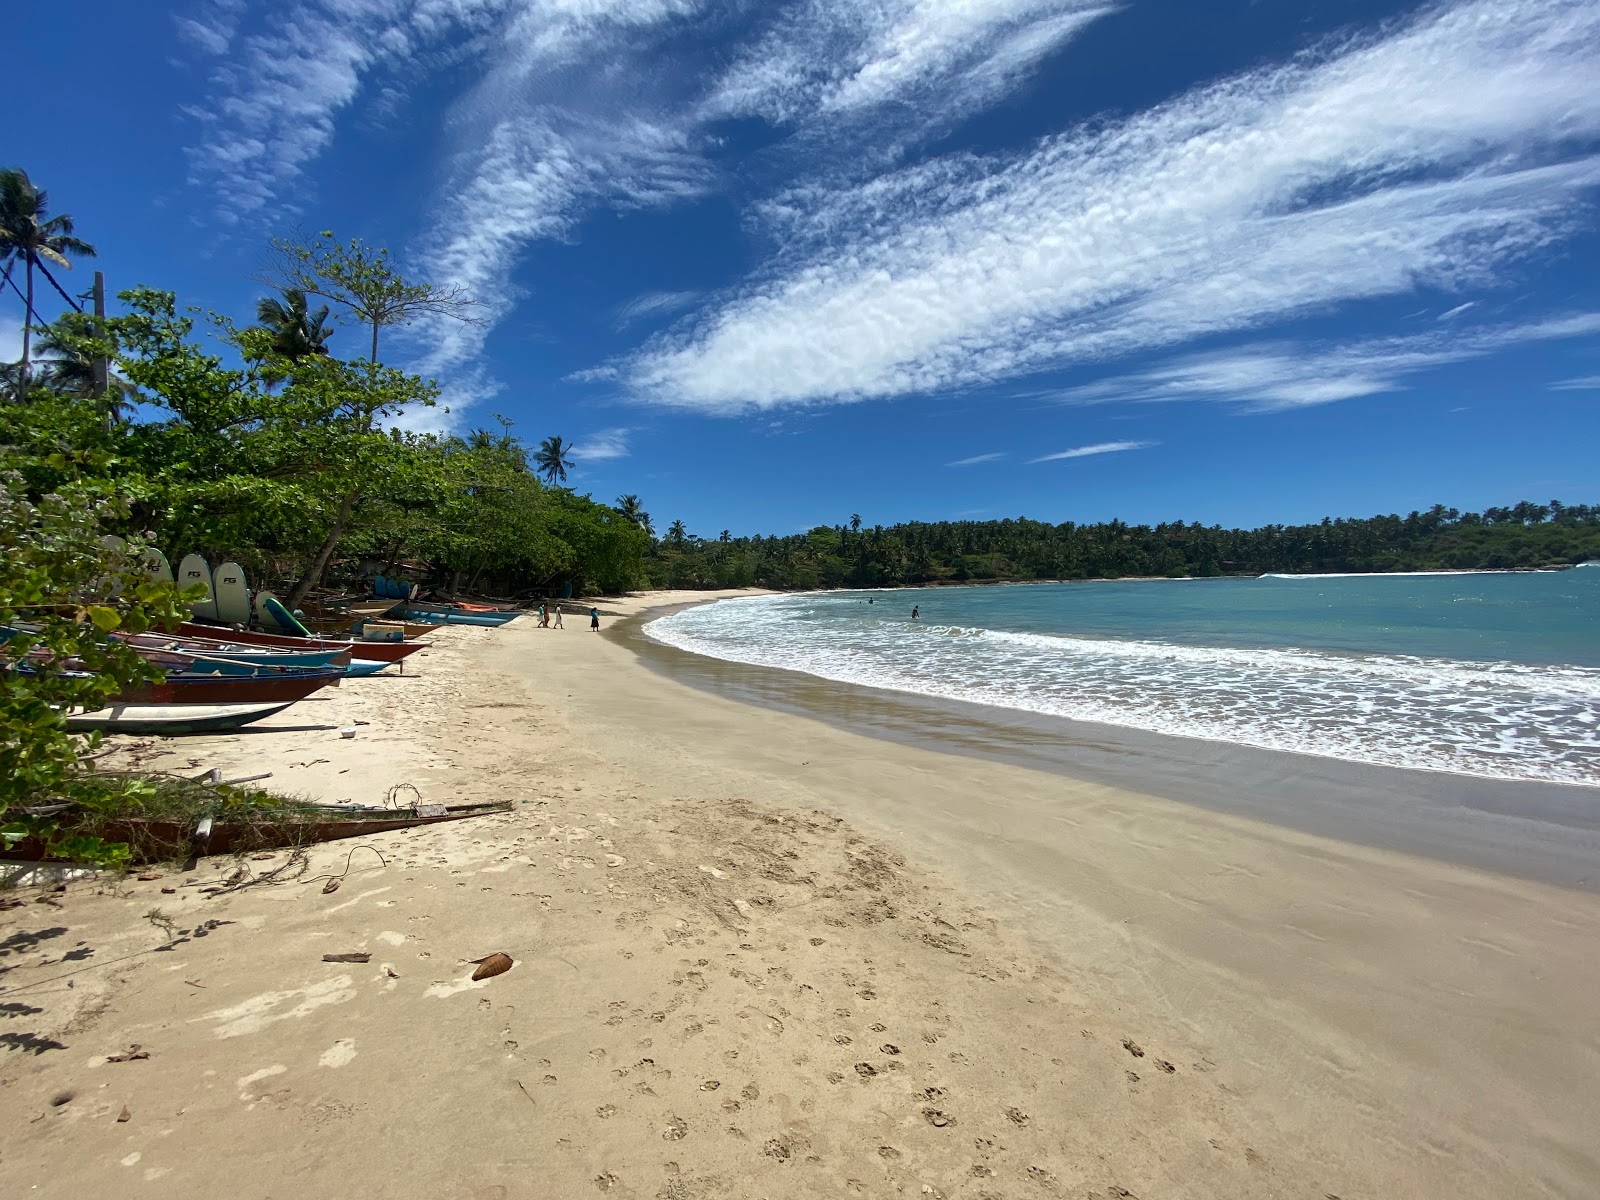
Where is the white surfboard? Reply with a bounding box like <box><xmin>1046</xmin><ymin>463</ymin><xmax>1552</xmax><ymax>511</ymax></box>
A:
<box><xmin>140</xmin><ymin>547</ymin><xmax>175</xmax><ymax>585</ymax></box>
<box><xmin>177</xmin><ymin>553</ymin><xmax>217</xmax><ymax>620</ymax></box>
<box><xmin>213</xmin><ymin>560</ymin><xmax>251</xmax><ymax>625</ymax></box>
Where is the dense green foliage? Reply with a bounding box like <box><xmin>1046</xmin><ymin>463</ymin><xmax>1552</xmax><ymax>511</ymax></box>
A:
<box><xmin>0</xmin><ymin>479</ymin><xmax>192</xmax><ymax>866</ymax></box>
<box><xmin>643</xmin><ymin>503</ymin><xmax>1600</xmax><ymax>590</ymax></box>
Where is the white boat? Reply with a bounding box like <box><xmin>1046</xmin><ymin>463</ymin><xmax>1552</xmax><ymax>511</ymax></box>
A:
<box><xmin>65</xmin><ymin>701</ymin><xmax>295</xmax><ymax>736</ymax></box>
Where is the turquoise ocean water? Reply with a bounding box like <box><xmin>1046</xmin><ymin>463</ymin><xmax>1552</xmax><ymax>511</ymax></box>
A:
<box><xmin>646</xmin><ymin>569</ymin><xmax>1600</xmax><ymax>786</ymax></box>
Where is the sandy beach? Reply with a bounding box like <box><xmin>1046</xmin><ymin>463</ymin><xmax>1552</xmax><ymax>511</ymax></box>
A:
<box><xmin>4</xmin><ymin>589</ymin><xmax>1599</xmax><ymax>1199</ymax></box>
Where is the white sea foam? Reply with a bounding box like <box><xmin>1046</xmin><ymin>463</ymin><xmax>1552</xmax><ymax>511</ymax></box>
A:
<box><xmin>647</xmin><ymin>596</ymin><xmax>1600</xmax><ymax>786</ymax></box>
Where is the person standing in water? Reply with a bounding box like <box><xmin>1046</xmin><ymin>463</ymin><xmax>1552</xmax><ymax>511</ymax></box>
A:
<box><xmin>590</xmin><ymin>606</ymin><xmax>601</xmax><ymax>632</ymax></box>
<box><xmin>911</xmin><ymin>605</ymin><xmax>919</xmax><ymax>620</ymax></box>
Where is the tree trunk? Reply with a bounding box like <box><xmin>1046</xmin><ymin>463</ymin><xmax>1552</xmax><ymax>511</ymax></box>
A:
<box><xmin>370</xmin><ymin>318</ymin><xmax>379</xmax><ymax>365</ymax></box>
<box><xmin>19</xmin><ymin>256</ymin><xmax>34</xmax><ymax>388</ymax></box>
<box><xmin>285</xmin><ymin>488</ymin><xmax>362</xmax><ymax>609</ymax></box>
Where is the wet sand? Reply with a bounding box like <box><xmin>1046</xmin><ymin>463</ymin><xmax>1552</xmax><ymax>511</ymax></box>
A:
<box><xmin>627</xmin><ymin>607</ymin><xmax>1600</xmax><ymax>890</ymax></box>
<box><xmin>3</xmin><ymin>590</ymin><xmax>1598</xmax><ymax>1199</ymax></box>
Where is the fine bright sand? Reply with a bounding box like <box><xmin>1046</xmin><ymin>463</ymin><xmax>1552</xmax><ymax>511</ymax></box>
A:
<box><xmin>3</xmin><ymin>590</ymin><xmax>1599</xmax><ymax>1199</ymax></box>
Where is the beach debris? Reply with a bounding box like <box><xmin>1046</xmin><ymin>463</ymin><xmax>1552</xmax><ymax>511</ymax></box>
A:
<box><xmin>106</xmin><ymin>1045</ymin><xmax>150</xmax><ymax>1063</ymax></box>
<box><xmin>322</xmin><ymin>952</ymin><xmax>371</xmax><ymax>963</ymax></box>
<box><xmin>137</xmin><ymin>872</ymin><xmax>162</xmax><ymax>882</ymax></box>
<box><xmin>50</xmin><ymin>1091</ymin><xmax>74</xmax><ymax>1107</ymax></box>
<box><xmin>160</xmin><ymin>887</ymin><xmax>176</xmax><ymax>894</ymax></box>
<box><xmin>116</xmin><ymin>1106</ymin><xmax>132</xmax><ymax>1123</ymax></box>
<box><xmin>338</xmin><ymin>727</ymin><xmax>358</xmax><ymax>740</ymax></box>
<box><xmin>385</xmin><ymin>966</ymin><xmax>400</xmax><ymax>979</ymax></box>
<box><xmin>922</xmin><ymin>1108</ymin><xmax>956</xmax><ymax>1127</ymax></box>
<box><xmin>184</xmin><ymin>980</ymin><xmax>206</xmax><ymax>988</ymax></box>
<box><xmin>1121</xmin><ymin>1038</ymin><xmax>1145</xmax><ymax>1058</ymax></box>
<box><xmin>251</xmin><ymin>853</ymin><xmax>275</xmax><ymax>861</ymax></box>
<box><xmin>471</xmin><ymin>952</ymin><xmax>514</xmax><ymax>981</ymax></box>
<box><xmin>321</xmin><ymin>878</ymin><xmax>341</xmax><ymax>894</ymax></box>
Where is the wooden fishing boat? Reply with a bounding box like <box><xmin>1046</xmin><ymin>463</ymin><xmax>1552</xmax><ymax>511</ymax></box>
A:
<box><xmin>64</xmin><ymin>701</ymin><xmax>296</xmax><ymax>736</ymax></box>
<box><xmin>175</xmin><ymin>622</ymin><xmax>430</xmax><ymax>664</ymax></box>
<box><xmin>3</xmin><ymin>800</ymin><xmax>513</xmax><ymax>864</ymax></box>
<box><xmin>115</xmin><ymin>667</ymin><xmax>342</xmax><ymax>705</ymax></box>
<box><xmin>400</xmin><ymin>605</ymin><xmax>520</xmax><ymax>627</ymax></box>
<box><xmin>125</xmin><ymin>633</ymin><xmax>351</xmax><ymax>672</ymax></box>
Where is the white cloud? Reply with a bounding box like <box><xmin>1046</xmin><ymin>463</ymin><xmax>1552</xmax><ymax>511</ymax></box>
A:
<box><xmin>707</xmin><ymin>1</ymin><xmax>1111</xmax><ymax>125</ymax></box>
<box><xmin>946</xmin><ymin>451</ymin><xmax>1005</xmax><ymax>466</ymax></box>
<box><xmin>626</xmin><ymin>0</ymin><xmax>1600</xmax><ymax>413</ymax></box>
<box><xmin>1030</xmin><ymin>440</ymin><xmax>1153</xmax><ymax>462</ymax></box>
<box><xmin>579</xmin><ymin>427</ymin><xmax>632</xmax><ymax>461</ymax></box>
<box><xmin>617</xmin><ymin>290</ymin><xmax>703</xmax><ymax>327</ymax></box>
<box><xmin>1063</xmin><ymin>312</ymin><xmax>1600</xmax><ymax>412</ymax></box>
<box><xmin>1550</xmin><ymin>374</ymin><xmax>1600</xmax><ymax>390</ymax></box>
<box><xmin>1438</xmin><ymin>301</ymin><xmax>1478</xmax><ymax>320</ymax></box>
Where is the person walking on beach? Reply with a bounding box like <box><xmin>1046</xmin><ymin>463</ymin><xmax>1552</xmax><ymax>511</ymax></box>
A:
<box><xmin>590</xmin><ymin>606</ymin><xmax>600</xmax><ymax>632</ymax></box>
<box><xmin>552</xmin><ymin>605</ymin><xmax>564</xmax><ymax>629</ymax></box>
<box><xmin>538</xmin><ymin>602</ymin><xmax>548</xmax><ymax>628</ymax></box>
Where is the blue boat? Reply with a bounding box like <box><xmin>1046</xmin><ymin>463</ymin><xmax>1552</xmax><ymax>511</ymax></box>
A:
<box><xmin>398</xmin><ymin>606</ymin><xmax>521</xmax><ymax>627</ymax></box>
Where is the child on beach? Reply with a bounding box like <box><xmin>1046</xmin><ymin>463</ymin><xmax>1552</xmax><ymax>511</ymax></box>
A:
<box><xmin>590</xmin><ymin>607</ymin><xmax>600</xmax><ymax>632</ymax></box>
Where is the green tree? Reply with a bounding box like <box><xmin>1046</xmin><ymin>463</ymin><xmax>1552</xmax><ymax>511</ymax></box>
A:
<box><xmin>259</xmin><ymin>230</ymin><xmax>478</xmax><ymax>363</ymax></box>
<box><xmin>0</xmin><ymin>474</ymin><xmax>190</xmax><ymax>867</ymax></box>
<box><xmin>533</xmin><ymin>435</ymin><xmax>574</xmax><ymax>485</ymax></box>
<box><xmin>0</xmin><ymin>167</ymin><xmax>96</xmax><ymax>389</ymax></box>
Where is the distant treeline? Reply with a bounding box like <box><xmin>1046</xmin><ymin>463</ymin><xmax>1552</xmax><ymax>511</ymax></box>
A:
<box><xmin>642</xmin><ymin>502</ymin><xmax>1600</xmax><ymax>591</ymax></box>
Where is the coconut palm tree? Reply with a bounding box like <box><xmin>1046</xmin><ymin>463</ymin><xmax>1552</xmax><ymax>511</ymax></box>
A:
<box><xmin>616</xmin><ymin>493</ymin><xmax>654</xmax><ymax>535</ymax></box>
<box><xmin>533</xmin><ymin>435</ymin><xmax>574</xmax><ymax>485</ymax></box>
<box><xmin>29</xmin><ymin>325</ymin><xmax>136</xmax><ymax>417</ymax></box>
<box><xmin>0</xmin><ymin>167</ymin><xmax>96</xmax><ymax>387</ymax></box>
<box><xmin>256</xmin><ymin>288</ymin><xmax>334</xmax><ymax>360</ymax></box>
<box><xmin>667</xmin><ymin>519</ymin><xmax>687</xmax><ymax>546</ymax></box>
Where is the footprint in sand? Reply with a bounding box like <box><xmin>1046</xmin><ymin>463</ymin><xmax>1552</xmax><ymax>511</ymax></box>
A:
<box><xmin>1121</xmin><ymin>1038</ymin><xmax>1145</xmax><ymax>1059</ymax></box>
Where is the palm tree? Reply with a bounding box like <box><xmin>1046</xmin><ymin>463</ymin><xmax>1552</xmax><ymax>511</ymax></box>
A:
<box><xmin>256</xmin><ymin>288</ymin><xmax>334</xmax><ymax>360</ymax></box>
<box><xmin>0</xmin><ymin>167</ymin><xmax>96</xmax><ymax>387</ymax></box>
<box><xmin>29</xmin><ymin>324</ymin><xmax>136</xmax><ymax>417</ymax></box>
<box><xmin>533</xmin><ymin>435</ymin><xmax>574</xmax><ymax>485</ymax></box>
<box><xmin>616</xmin><ymin>494</ymin><xmax>654</xmax><ymax>535</ymax></box>
<box><xmin>667</xmin><ymin>519</ymin><xmax>687</xmax><ymax>546</ymax></box>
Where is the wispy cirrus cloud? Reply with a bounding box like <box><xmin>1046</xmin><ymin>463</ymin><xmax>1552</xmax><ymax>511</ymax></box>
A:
<box><xmin>626</xmin><ymin>0</ymin><xmax>1600</xmax><ymax>413</ymax></box>
<box><xmin>1550</xmin><ymin>374</ymin><xmax>1600</xmax><ymax>390</ymax></box>
<box><xmin>947</xmin><ymin>451</ymin><xmax>1006</xmax><ymax>466</ymax></box>
<box><xmin>1062</xmin><ymin>312</ymin><xmax>1600</xmax><ymax>412</ymax></box>
<box><xmin>618</xmin><ymin>290</ymin><xmax>703</xmax><ymax>328</ymax></box>
<box><xmin>1029</xmin><ymin>440</ymin><xmax>1153</xmax><ymax>463</ymax></box>
<box><xmin>707</xmin><ymin>0</ymin><xmax>1112</xmax><ymax>126</ymax></box>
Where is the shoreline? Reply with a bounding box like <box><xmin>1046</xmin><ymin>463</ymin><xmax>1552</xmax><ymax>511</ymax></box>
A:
<box><xmin>626</xmin><ymin>600</ymin><xmax>1600</xmax><ymax>890</ymax></box>
<box><xmin>5</xmin><ymin>590</ymin><xmax>1599</xmax><ymax>1199</ymax></box>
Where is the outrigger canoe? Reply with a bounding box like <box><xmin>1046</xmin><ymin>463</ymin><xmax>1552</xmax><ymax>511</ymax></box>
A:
<box><xmin>399</xmin><ymin>605</ymin><xmax>520</xmax><ymax>627</ymax></box>
<box><xmin>176</xmin><ymin>621</ymin><xmax>430</xmax><ymax>664</ymax></box>
<box><xmin>115</xmin><ymin>667</ymin><xmax>343</xmax><ymax>705</ymax></box>
<box><xmin>65</xmin><ymin>701</ymin><xmax>296</xmax><ymax>736</ymax></box>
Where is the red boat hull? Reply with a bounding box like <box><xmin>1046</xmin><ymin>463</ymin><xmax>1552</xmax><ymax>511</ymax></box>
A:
<box><xmin>177</xmin><ymin>622</ymin><xmax>429</xmax><ymax>663</ymax></box>
<box><xmin>116</xmin><ymin>672</ymin><xmax>338</xmax><ymax>705</ymax></box>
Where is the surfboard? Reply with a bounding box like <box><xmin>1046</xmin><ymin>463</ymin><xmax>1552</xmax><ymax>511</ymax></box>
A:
<box><xmin>177</xmin><ymin>553</ymin><xmax>217</xmax><ymax>620</ymax></box>
<box><xmin>263</xmin><ymin>595</ymin><xmax>312</xmax><ymax>637</ymax></box>
<box><xmin>140</xmin><ymin>547</ymin><xmax>175</xmax><ymax>585</ymax></box>
<box><xmin>213</xmin><ymin>560</ymin><xmax>251</xmax><ymax>625</ymax></box>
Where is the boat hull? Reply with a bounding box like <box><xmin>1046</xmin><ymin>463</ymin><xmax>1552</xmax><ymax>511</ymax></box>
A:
<box><xmin>400</xmin><ymin>607</ymin><xmax>520</xmax><ymax>627</ymax></box>
<box><xmin>176</xmin><ymin>622</ymin><xmax>429</xmax><ymax>663</ymax></box>
<box><xmin>65</xmin><ymin>701</ymin><xmax>295</xmax><ymax>736</ymax></box>
<box><xmin>116</xmin><ymin>669</ymin><xmax>340</xmax><ymax>705</ymax></box>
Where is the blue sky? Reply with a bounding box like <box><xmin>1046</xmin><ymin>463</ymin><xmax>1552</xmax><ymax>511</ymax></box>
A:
<box><xmin>11</xmin><ymin>0</ymin><xmax>1600</xmax><ymax>535</ymax></box>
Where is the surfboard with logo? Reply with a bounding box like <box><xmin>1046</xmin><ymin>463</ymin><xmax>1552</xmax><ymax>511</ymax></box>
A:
<box><xmin>177</xmin><ymin>553</ymin><xmax>217</xmax><ymax>621</ymax></box>
<box><xmin>213</xmin><ymin>561</ymin><xmax>251</xmax><ymax>625</ymax></box>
